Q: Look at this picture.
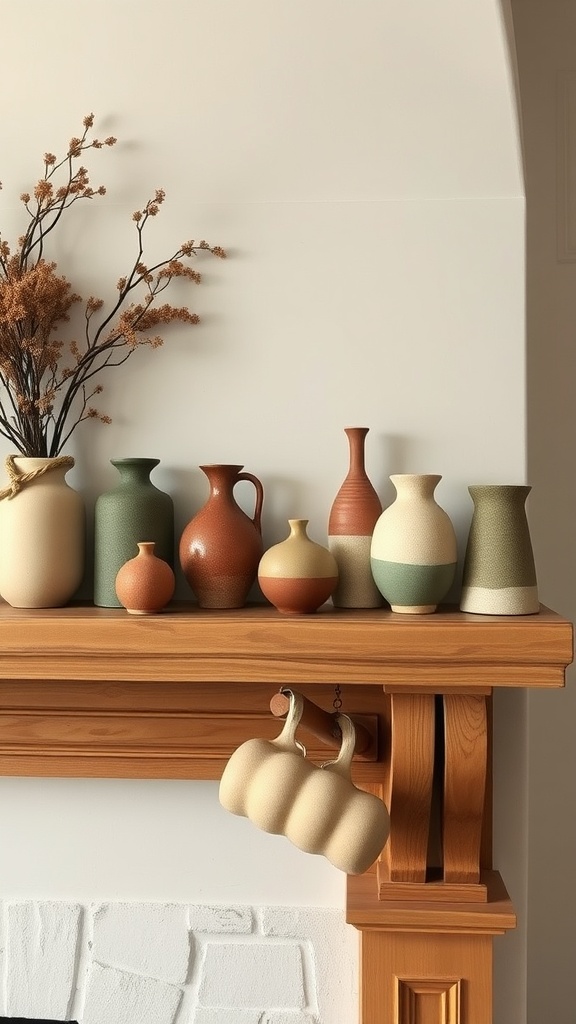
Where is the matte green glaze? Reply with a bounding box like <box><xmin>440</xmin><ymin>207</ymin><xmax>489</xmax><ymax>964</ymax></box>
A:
<box><xmin>93</xmin><ymin>458</ymin><xmax>174</xmax><ymax>608</ymax></box>
<box><xmin>370</xmin><ymin>558</ymin><xmax>456</xmax><ymax>607</ymax></box>
<box><xmin>462</xmin><ymin>485</ymin><xmax>537</xmax><ymax>589</ymax></box>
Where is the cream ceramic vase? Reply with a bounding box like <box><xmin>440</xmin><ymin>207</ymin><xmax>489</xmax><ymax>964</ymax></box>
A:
<box><xmin>370</xmin><ymin>474</ymin><xmax>457</xmax><ymax>613</ymax></box>
<box><xmin>219</xmin><ymin>691</ymin><xmax>390</xmax><ymax>875</ymax></box>
<box><xmin>0</xmin><ymin>456</ymin><xmax>85</xmax><ymax>608</ymax></box>
<box><xmin>258</xmin><ymin>519</ymin><xmax>338</xmax><ymax>614</ymax></box>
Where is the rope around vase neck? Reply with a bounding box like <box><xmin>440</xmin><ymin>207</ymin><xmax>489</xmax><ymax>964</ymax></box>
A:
<box><xmin>0</xmin><ymin>455</ymin><xmax>75</xmax><ymax>501</ymax></box>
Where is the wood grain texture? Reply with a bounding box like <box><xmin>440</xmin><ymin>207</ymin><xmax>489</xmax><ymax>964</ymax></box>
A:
<box><xmin>443</xmin><ymin>696</ymin><xmax>488</xmax><ymax>884</ymax></box>
<box><xmin>0</xmin><ymin>600</ymin><xmax>565</xmax><ymax>1023</ymax></box>
<box><xmin>360</xmin><ymin>929</ymin><xmax>493</xmax><ymax>1024</ymax></box>
<box><xmin>0</xmin><ymin>680</ymin><xmax>386</xmax><ymax>781</ymax></box>
<box><xmin>0</xmin><ymin>603</ymin><xmax>570</xmax><ymax>685</ymax></box>
<box><xmin>379</xmin><ymin>694</ymin><xmax>435</xmax><ymax>883</ymax></box>
<box><xmin>347</xmin><ymin>870</ymin><xmax>516</xmax><ymax>934</ymax></box>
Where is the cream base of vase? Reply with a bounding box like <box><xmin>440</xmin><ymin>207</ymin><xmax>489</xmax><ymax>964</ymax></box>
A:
<box><xmin>460</xmin><ymin>585</ymin><xmax>539</xmax><ymax>615</ymax></box>
<box><xmin>391</xmin><ymin>603</ymin><xmax>437</xmax><ymax>614</ymax></box>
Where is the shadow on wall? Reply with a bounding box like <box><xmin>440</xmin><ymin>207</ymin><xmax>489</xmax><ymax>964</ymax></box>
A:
<box><xmin>510</xmin><ymin>1</ymin><xmax>576</xmax><ymax>1022</ymax></box>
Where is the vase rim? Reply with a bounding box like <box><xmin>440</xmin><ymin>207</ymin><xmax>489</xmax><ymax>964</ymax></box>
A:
<box><xmin>390</xmin><ymin>473</ymin><xmax>442</xmax><ymax>483</ymax></box>
<box><xmin>199</xmin><ymin>464</ymin><xmax>244</xmax><ymax>471</ymax></box>
<box><xmin>468</xmin><ymin>483</ymin><xmax>531</xmax><ymax>492</ymax></box>
<box><xmin>111</xmin><ymin>457</ymin><xmax>160</xmax><ymax>467</ymax></box>
<box><xmin>13</xmin><ymin>456</ymin><xmax>71</xmax><ymax>464</ymax></box>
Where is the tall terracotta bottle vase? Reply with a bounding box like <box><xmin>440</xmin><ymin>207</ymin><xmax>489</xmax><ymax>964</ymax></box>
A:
<box><xmin>328</xmin><ymin>427</ymin><xmax>383</xmax><ymax>608</ymax></box>
<box><xmin>179</xmin><ymin>464</ymin><xmax>264</xmax><ymax>609</ymax></box>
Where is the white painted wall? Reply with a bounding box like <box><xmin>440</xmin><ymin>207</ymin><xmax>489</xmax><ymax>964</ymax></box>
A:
<box><xmin>0</xmin><ymin>2</ymin><xmax>527</xmax><ymax>1020</ymax></box>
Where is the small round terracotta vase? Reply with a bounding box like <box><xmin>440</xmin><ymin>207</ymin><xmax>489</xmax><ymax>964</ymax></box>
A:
<box><xmin>115</xmin><ymin>541</ymin><xmax>175</xmax><ymax>615</ymax></box>
<box><xmin>258</xmin><ymin>519</ymin><xmax>338</xmax><ymax>614</ymax></box>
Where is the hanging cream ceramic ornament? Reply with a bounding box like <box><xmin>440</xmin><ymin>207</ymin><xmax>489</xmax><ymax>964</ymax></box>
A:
<box><xmin>370</xmin><ymin>474</ymin><xmax>457</xmax><ymax>613</ymax></box>
<box><xmin>0</xmin><ymin>455</ymin><xmax>85</xmax><ymax>608</ymax></box>
<box><xmin>258</xmin><ymin>519</ymin><xmax>338</xmax><ymax>614</ymax></box>
<box><xmin>219</xmin><ymin>691</ymin><xmax>390</xmax><ymax>875</ymax></box>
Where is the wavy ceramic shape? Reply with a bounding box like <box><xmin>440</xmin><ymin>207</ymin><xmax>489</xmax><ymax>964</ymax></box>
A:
<box><xmin>219</xmin><ymin>694</ymin><xmax>390</xmax><ymax>875</ymax></box>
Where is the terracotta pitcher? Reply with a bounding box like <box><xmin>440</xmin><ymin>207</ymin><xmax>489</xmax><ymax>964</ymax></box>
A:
<box><xmin>179</xmin><ymin>464</ymin><xmax>264</xmax><ymax>608</ymax></box>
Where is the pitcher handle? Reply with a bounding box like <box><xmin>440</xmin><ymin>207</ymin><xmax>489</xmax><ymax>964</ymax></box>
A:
<box><xmin>320</xmin><ymin>714</ymin><xmax>356</xmax><ymax>779</ymax></box>
<box><xmin>236</xmin><ymin>471</ymin><xmax>264</xmax><ymax>533</ymax></box>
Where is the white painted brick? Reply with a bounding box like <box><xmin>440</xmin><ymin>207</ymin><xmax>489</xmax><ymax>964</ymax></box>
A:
<box><xmin>83</xmin><ymin>961</ymin><xmax>182</xmax><ymax>1024</ymax></box>
<box><xmin>194</xmin><ymin>1012</ymin><xmax>316</xmax><ymax>1024</ymax></box>
<box><xmin>6</xmin><ymin>901</ymin><xmax>82</xmax><ymax>1020</ymax></box>
<box><xmin>189</xmin><ymin>904</ymin><xmax>253</xmax><ymax>933</ymax></box>
<box><xmin>92</xmin><ymin>902</ymin><xmax>191</xmax><ymax>983</ymax></box>
<box><xmin>0</xmin><ymin>905</ymin><xmax>7</xmax><ymax>1016</ymax></box>
<box><xmin>198</xmin><ymin>942</ymin><xmax>305</xmax><ymax>1009</ymax></box>
<box><xmin>262</xmin><ymin>907</ymin><xmax>358</xmax><ymax>1024</ymax></box>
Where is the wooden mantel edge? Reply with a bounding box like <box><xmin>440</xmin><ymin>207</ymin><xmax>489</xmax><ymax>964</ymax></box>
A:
<box><xmin>346</xmin><ymin>871</ymin><xmax>517</xmax><ymax>935</ymax></box>
<box><xmin>0</xmin><ymin>603</ymin><xmax>571</xmax><ymax>687</ymax></box>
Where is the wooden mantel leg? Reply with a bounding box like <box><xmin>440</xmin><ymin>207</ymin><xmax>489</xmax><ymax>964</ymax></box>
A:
<box><xmin>347</xmin><ymin>689</ymin><xmax>515</xmax><ymax>1024</ymax></box>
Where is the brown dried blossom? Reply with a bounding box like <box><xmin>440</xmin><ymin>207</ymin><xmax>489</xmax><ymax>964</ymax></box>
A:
<box><xmin>0</xmin><ymin>114</ymin><xmax>226</xmax><ymax>457</ymax></box>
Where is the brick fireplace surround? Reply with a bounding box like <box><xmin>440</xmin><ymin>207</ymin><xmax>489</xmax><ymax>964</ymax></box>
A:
<box><xmin>0</xmin><ymin>603</ymin><xmax>572</xmax><ymax>1023</ymax></box>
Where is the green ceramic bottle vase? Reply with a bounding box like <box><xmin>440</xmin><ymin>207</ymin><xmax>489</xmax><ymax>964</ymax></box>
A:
<box><xmin>93</xmin><ymin>458</ymin><xmax>174</xmax><ymax>608</ymax></box>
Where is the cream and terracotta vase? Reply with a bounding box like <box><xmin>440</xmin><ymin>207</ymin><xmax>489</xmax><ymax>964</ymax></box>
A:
<box><xmin>258</xmin><ymin>519</ymin><xmax>338</xmax><ymax>614</ymax></box>
<box><xmin>0</xmin><ymin>456</ymin><xmax>85</xmax><ymax>608</ymax></box>
<box><xmin>219</xmin><ymin>691</ymin><xmax>390</xmax><ymax>875</ymax></box>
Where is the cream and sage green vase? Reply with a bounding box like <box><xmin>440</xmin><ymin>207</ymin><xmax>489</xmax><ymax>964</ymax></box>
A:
<box><xmin>370</xmin><ymin>474</ymin><xmax>457</xmax><ymax>613</ymax></box>
<box><xmin>0</xmin><ymin>456</ymin><xmax>85</xmax><ymax>608</ymax></box>
<box><xmin>460</xmin><ymin>485</ymin><xmax>539</xmax><ymax>615</ymax></box>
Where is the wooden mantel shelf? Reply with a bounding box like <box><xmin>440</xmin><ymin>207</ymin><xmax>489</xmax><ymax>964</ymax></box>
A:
<box><xmin>0</xmin><ymin>601</ymin><xmax>571</xmax><ymax>687</ymax></box>
<box><xmin>0</xmin><ymin>601</ymin><xmax>571</xmax><ymax>1023</ymax></box>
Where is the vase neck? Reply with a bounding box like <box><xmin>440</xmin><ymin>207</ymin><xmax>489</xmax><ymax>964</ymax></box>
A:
<box><xmin>288</xmin><ymin>518</ymin><xmax>309</xmax><ymax>540</ymax></box>
<box><xmin>112</xmin><ymin>458</ymin><xmax>159</xmax><ymax>486</ymax></box>
<box><xmin>391</xmin><ymin>474</ymin><xmax>441</xmax><ymax>500</ymax></box>
<box><xmin>344</xmin><ymin>427</ymin><xmax>368</xmax><ymax>474</ymax></box>
<box><xmin>137</xmin><ymin>542</ymin><xmax>156</xmax><ymax>556</ymax></box>
<box><xmin>468</xmin><ymin>484</ymin><xmax>531</xmax><ymax>507</ymax></box>
<box><xmin>200</xmin><ymin>464</ymin><xmax>244</xmax><ymax>498</ymax></box>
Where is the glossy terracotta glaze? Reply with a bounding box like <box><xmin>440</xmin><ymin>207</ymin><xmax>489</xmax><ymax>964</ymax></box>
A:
<box><xmin>179</xmin><ymin>464</ymin><xmax>264</xmax><ymax>609</ymax></box>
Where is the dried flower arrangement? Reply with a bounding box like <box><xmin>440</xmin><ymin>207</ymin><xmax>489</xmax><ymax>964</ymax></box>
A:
<box><xmin>0</xmin><ymin>114</ymin><xmax>226</xmax><ymax>458</ymax></box>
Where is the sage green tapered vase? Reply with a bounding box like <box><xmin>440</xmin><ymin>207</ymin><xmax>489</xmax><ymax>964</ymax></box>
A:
<box><xmin>94</xmin><ymin>458</ymin><xmax>174</xmax><ymax>608</ymax></box>
<box><xmin>460</xmin><ymin>485</ymin><xmax>539</xmax><ymax>615</ymax></box>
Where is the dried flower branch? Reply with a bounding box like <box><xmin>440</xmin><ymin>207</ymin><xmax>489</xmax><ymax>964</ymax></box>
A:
<box><xmin>0</xmin><ymin>113</ymin><xmax>226</xmax><ymax>457</ymax></box>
